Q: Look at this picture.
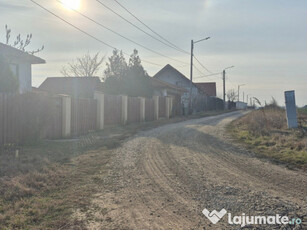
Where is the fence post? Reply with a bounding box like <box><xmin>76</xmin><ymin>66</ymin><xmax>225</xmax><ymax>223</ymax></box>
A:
<box><xmin>0</xmin><ymin>94</ymin><xmax>5</xmax><ymax>146</ymax></box>
<box><xmin>139</xmin><ymin>97</ymin><xmax>146</xmax><ymax>122</ymax></box>
<box><xmin>165</xmin><ymin>97</ymin><xmax>171</xmax><ymax>119</ymax></box>
<box><xmin>121</xmin><ymin>95</ymin><xmax>128</xmax><ymax>125</ymax></box>
<box><xmin>60</xmin><ymin>95</ymin><xmax>71</xmax><ymax>138</ymax></box>
<box><xmin>94</xmin><ymin>92</ymin><xmax>104</xmax><ymax>130</ymax></box>
<box><xmin>153</xmin><ymin>96</ymin><xmax>159</xmax><ymax>120</ymax></box>
<box><xmin>284</xmin><ymin>90</ymin><xmax>298</xmax><ymax>128</ymax></box>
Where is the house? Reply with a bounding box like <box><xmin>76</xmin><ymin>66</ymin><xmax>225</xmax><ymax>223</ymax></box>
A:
<box><xmin>150</xmin><ymin>77</ymin><xmax>186</xmax><ymax>97</ymax></box>
<box><xmin>194</xmin><ymin>82</ymin><xmax>216</xmax><ymax>97</ymax></box>
<box><xmin>39</xmin><ymin>77</ymin><xmax>102</xmax><ymax>98</ymax></box>
<box><xmin>0</xmin><ymin>42</ymin><xmax>45</xmax><ymax>94</ymax></box>
<box><xmin>150</xmin><ymin>77</ymin><xmax>187</xmax><ymax>115</ymax></box>
<box><xmin>153</xmin><ymin>64</ymin><xmax>215</xmax><ymax>109</ymax></box>
<box><xmin>236</xmin><ymin>101</ymin><xmax>247</xmax><ymax>110</ymax></box>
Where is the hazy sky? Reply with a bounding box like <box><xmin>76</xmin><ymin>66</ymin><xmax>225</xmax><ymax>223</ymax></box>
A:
<box><xmin>1</xmin><ymin>0</ymin><xmax>306</xmax><ymax>106</ymax></box>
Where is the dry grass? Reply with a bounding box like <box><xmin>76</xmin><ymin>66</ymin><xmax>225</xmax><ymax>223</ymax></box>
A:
<box><xmin>0</xmin><ymin>110</ymin><xmax>231</xmax><ymax>229</ymax></box>
<box><xmin>229</xmin><ymin>105</ymin><xmax>307</xmax><ymax>169</ymax></box>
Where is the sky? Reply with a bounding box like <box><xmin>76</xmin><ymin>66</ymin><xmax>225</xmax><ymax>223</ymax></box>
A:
<box><xmin>1</xmin><ymin>0</ymin><xmax>306</xmax><ymax>106</ymax></box>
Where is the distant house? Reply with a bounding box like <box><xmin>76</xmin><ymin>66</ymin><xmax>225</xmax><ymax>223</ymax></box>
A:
<box><xmin>194</xmin><ymin>82</ymin><xmax>216</xmax><ymax>97</ymax></box>
<box><xmin>153</xmin><ymin>64</ymin><xmax>215</xmax><ymax>108</ymax></box>
<box><xmin>39</xmin><ymin>77</ymin><xmax>102</xmax><ymax>98</ymax></box>
<box><xmin>236</xmin><ymin>101</ymin><xmax>247</xmax><ymax>110</ymax></box>
<box><xmin>0</xmin><ymin>42</ymin><xmax>45</xmax><ymax>94</ymax></box>
<box><xmin>150</xmin><ymin>77</ymin><xmax>186</xmax><ymax>97</ymax></box>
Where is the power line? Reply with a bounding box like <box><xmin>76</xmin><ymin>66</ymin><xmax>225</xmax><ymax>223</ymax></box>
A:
<box><xmin>95</xmin><ymin>0</ymin><xmax>189</xmax><ymax>57</ymax></box>
<box><xmin>113</xmin><ymin>0</ymin><xmax>190</xmax><ymax>55</ymax></box>
<box><xmin>29</xmin><ymin>0</ymin><xmax>161</xmax><ymax>66</ymax></box>
<box><xmin>54</xmin><ymin>0</ymin><xmax>187</xmax><ymax>65</ymax></box>
<box><xmin>193</xmin><ymin>55</ymin><xmax>212</xmax><ymax>73</ymax></box>
<box><xmin>193</xmin><ymin>65</ymin><xmax>217</xmax><ymax>81</ymax></box>
<box><xmin>194</xmin><ymin>72</ymin><xmax>222</xmax><ymax>80</ymax></box>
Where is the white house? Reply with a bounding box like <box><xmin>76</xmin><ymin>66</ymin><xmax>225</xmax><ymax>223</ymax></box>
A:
<box><xmin>0</xmin><ymin>42</ymin><xmax>45</xmax><ymax>93</ymax></box>
<box><xmin>236</xmin><ymin>101</ymin><xmax>247</xmax><ymax>110</ymax></box>
<box><xmin>153</xmin><ymin>64</ymin><xmax>202</xmax><ymax>108</ymax></box>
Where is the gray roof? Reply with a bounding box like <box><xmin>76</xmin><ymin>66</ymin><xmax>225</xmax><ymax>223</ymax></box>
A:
<box><xmin>0</xmin><ymin>42</ymin><xmax>45</xmax><ymax>64</ymax></box>
<box><xmin>39</xmin><ymin>77</ymin><xmax>102</xmax><ymax>98</ymax></box>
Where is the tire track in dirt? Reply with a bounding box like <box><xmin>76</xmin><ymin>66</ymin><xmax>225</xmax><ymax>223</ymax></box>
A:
<box><xmin>78</xmin><ymin>111</ymin><xmax>307</xmax><ymax>230</ymax></box>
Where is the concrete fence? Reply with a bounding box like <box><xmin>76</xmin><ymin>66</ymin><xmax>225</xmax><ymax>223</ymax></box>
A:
<box><xmin>0</xmin><ymin>92</ymin><xmax>174</xmax><ymax>145</ymax></box>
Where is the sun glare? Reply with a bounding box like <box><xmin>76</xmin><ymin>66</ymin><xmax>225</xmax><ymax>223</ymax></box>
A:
<box><xmin>61</xmin><ymin>0</ymin><xmax>81</xmax><ymax>10</ymax></box>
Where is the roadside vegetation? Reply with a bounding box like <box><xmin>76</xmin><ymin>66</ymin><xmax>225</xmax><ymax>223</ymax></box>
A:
<box><xmin>229</xmin><ymin>99</ymin><xmax>307</xmax><ymax>169</ymax></box>
<box><xmin>0</xmin><ymin>110</ymin><xmax>228</xmax><ymax>229</ymax></box>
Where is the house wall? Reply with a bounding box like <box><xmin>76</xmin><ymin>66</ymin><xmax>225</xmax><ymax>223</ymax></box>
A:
<box><xmin>9</xmin><ymin>62</ymin><xmax>32</xmax><ymax>94</ymax></box>
<box><xmin>236</xmin><ymin>101</ymin><xmax>247</xmax><ymax>110</ymax></box>
<box><xmin>18</xmin><ymin>63</ymin><xmax>32</xmax><ymax>94</ymax></box>
<box><xmin>155</xmin><ymin>69</ymin><xmax>198</xmax><ymax>108</ymax></box>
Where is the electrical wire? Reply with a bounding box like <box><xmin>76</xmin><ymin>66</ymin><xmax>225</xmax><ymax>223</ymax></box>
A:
<box><xmin>29</xmin><ymin>0</ymin><xmax>161</xmax><ymax>66</ymax></box>
<box><xmin>113</xmin><ymin>0</ymin><xmax>190</xmax><ymax>55</ymax></box>
<box><xmin>95</xmin><ymin>0</ymin><xmax>189</xmax><ymax>57</ymax></box>
<box><xmin>54</xmin><ymin>0</ymin><xmax>187</xmax><ymax>65</ymax></box>
<box><xmin>193</xmin><ymin>55</ymin><xmax>212</xmax><ymax>73</ymax></box>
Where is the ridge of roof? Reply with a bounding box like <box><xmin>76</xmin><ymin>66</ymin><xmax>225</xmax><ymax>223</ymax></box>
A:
<box><xmin>153</xmin><ymin>64</ymin><xmax>190</xmax><ymax>82</ymax></box>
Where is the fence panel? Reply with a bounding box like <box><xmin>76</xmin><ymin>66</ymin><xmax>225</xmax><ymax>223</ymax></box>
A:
<box><xmin>19</xmin><ymin>93</ymin><xmax>63</xmax><ymax>141</ymax></box>
<box><xmin>1</xmin><ymin>94</ymin><xmax>21</xmax><ymax>144</ymax></box>
<box><xmin>207</xmin><ymin>97</ymin><xmax>224</xmax><ymax>111</ymax></box>
<box><xmin>159</xmin><ymin>97</ymin><xmax>166</xmax><ymax>118</ymax></box>
<box><xmin>45</xmin><ymin>96</ymin><xmax>62</xmax><ymax>139</ymax></box>
<box><xmin>71</xmin><ymin>98</ymin><xmax>97</xmax><ymax>136</ymax></box>
<box><xmin>127</xmin><ymin>97</ymin><xmax>140</xmax><ymax>124</ymax></box>
<box><xmin>104</xmin><ymin>94</ymin><xmax>122</xmax><ymax>126</ymax></box>
<box><xmin>0</xmin><ymin>94</ymin><xmax>4</xmax><ymax>146</ymax></box>
<box><xmin>145</xmin><ymin>98</ymin><xmax>154</xmax><ymax>121</ymax></box>
<box><xmin>0</xmin><ymin>93</ymin><xmax>63</xmax><ymax>146</ymax></box>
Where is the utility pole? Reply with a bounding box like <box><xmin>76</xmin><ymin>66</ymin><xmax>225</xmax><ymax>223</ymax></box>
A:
<box><xmin>189</xmin><ymin>37</ymin><xmax>210</xmax><ymax>114</ymax></box>
<box><xmin>237</xmin><ymin>85</ymin><xmax>240</xmax><ymax>101</ymax></box>
<box><xmin>189</xmin><ymin>40</ymin><xmax>194</xmax><ymax>114</ymax></box>
<box><xmin>223</xmin><ymin>70</ymin><xmax>226</xmax><ymax>109</ymax></box>
<box><xmin>243</xmin><ymin>92</ymin><xmax>245</xmax><ymax>103</ymax></box>
<box><xmin>222</xmin><ymin>66</ymin><xmax>234</xmax><ymax>110</ymax></box>
<box><xmin>237</xmin><ymin>84</ymin><xmax>245</xmax><ymax>102</ymax></box>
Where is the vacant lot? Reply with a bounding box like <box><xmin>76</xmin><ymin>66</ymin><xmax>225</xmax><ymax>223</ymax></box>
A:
<box><xmin>229</xmin><ymin>106</ymin><xmax>307</xmax><ymax>169</ymax></box>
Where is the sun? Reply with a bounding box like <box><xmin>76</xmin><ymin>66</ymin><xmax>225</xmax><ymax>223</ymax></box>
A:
<box><xmin>61</xmin><ymin>0</ymin><xmax>81</xmax><ymax>10</ymax></box>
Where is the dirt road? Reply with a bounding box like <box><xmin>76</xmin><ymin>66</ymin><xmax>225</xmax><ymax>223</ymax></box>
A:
<box><xmin>77</xmin><ymin>111</ymin><xmax>307</xmax><ymax>230</ymax></box>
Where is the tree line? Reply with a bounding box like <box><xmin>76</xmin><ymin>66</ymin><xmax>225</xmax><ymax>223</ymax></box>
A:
<box><xmin>61</xmin><ymin>49</ymin><xmax>153</xmax><ymax>97</ymax></box>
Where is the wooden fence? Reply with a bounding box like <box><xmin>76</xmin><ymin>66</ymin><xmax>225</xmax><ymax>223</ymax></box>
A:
<box><xmin>0</xmin><ymin>91</ymin><xmax>224</xmax><ymax>146</ymax></box>
<box><xmin>145</xmin><ymin>98</ymin><xmax>155</xmax><ymax>122</ymax></box>
<box><xmin>104</xmin><ymin>94</ymin><xmax>122</xmax><ymax>126</ymax></box>
<box><xmin>71</xmin><ymin>98</ymin><xmax>97</xmax><ymax>136</ymax></box>
<box><xmin>159</xmin><ymin>97</ymin><xmax>166</xmax><ymax>118</ymax></box>
<box><xmin>0</xmin><ymin>93</ymin><xmax>62</xmax><ymax>146</ymax></box>
<box><xmin>127</xmin><ymin>97</ymin><xmax>140</xmax><ymax>124</ymax></box>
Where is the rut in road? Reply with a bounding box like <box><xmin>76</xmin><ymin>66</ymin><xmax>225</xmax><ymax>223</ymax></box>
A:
<box><xmin>77</xmin><ymin>111</ymin><xmax>307</xmax><ymax>230</ymax></box>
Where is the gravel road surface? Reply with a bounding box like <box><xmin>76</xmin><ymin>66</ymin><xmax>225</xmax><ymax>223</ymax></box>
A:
<box><xmin>78</xmin><ymin>111</ymin><xmax>307</xmax><ymax>230</ymax></box>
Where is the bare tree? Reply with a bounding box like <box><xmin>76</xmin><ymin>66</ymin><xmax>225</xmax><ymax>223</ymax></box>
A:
<box><xmin>61</xmin><ymin>52</ymin><xmax>104</xmax><ymax>77</ymax></box>
<box><xmin>227</xmin><ymin>89</ymin><xmax>237</xmax><ymax>102</ymax></box>
<box><xmin>5</xmin><ymin>25</ymin><xmax>44</xmax><ymax>55</ymax></box>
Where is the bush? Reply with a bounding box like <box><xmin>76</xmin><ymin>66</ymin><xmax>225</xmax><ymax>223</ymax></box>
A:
<box><xmin>236</xmin><ymin>106</ymin><xmax>287</xmax><ymax>136</ymax></box>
